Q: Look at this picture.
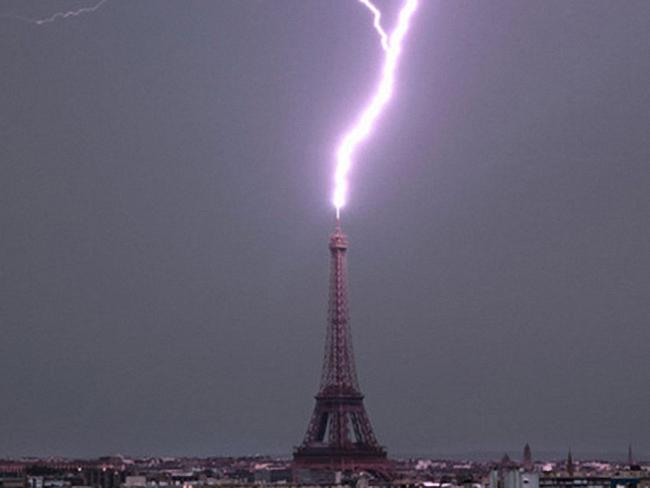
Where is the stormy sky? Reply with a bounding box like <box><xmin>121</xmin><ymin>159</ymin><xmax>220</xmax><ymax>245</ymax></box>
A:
<box><xmin>1</xmin><ymin>0</ymin><xmax>649</xmax><ymax>459</ymax></box>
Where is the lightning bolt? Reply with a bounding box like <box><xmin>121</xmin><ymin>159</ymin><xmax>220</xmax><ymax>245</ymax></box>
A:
<box><xmin>333</xmin><ymin>0</ymin><xmax>419</xmax><ymax>218</ymax></box>
<box><xmin>0</xmin><ymin>0</ymin><xmax>110</xmax><ymax>25</ymax></box>
<box><xmin>357</xmin><ymin>0</ymin><xmax>389</xmax><ymax>51</ymax></box>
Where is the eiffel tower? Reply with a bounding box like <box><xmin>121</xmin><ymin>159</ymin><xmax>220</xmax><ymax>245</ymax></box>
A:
<box><xmin>293</xmin><ymin>219</ymin><xmax>388</xmax><ymax>475</ymax></box>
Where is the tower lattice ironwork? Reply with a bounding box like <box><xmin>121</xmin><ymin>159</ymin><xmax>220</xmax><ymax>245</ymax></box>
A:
<box><xmin>293</xmin><ymin>220</ymin><xmax>387</xmax><ymax>474</ymax></box>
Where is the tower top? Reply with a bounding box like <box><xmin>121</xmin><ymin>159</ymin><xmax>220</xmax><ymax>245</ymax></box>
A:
<box><xmin>329</xmin><ymin>220</ymin><xmax>348</xmax><ymax>251</ymax></box>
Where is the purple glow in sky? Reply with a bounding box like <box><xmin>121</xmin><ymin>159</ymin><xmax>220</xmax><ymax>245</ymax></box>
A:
<box><xmin>333</xmin><ymin>0</ymin><xmax>419</xmax><ymax>217</ymax></box>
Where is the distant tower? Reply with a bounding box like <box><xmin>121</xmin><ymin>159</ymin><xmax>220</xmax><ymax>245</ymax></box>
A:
<box><xmin>293</xmin><ymin>220</ymin><xmax>388</xmax><ymax>476</ymax></box>
<box><xmin>523</xmin><ymin>443</ymin><xmax>533</xmax><ymax>470</ymax></box>
<box><xmin>628</xmin><ymin>444</ymin><xmax>634</xmax><ymax>467</ymax></box>
<box><xmin>566</xmin><ymin>449</ymin><xmax>574</xmax><ymax>477</ymax></box>
<box><xmin>627</xmin><ymin>444</ymin><xmax>640</xmax><ymax>470</ymax></box>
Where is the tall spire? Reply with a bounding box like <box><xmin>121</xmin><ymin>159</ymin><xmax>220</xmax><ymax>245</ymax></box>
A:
<box><xmin>628</xmin><ymin>444</ymin><xmax>635</xmax><ymax>468</ymax></box>
<box><xmin>566</xmin><ymin>449</ymin><xmax>574</xmax><ymax>477</ymax></box>
<box><xmin>294</xmin><ymin>221</ymin><xmax>387</xmax><ymax>476</ymax></box>
<box><xmin>523</xmin><ymin>443</ymin><xmax>533</xmax><ymax>470</ymax></box>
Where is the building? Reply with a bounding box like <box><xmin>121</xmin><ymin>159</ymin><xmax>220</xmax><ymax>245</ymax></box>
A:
<box><xmin>293</xmin><ymin>221</ymin><xmax>388</xmax><ymax>480</ymax></box>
